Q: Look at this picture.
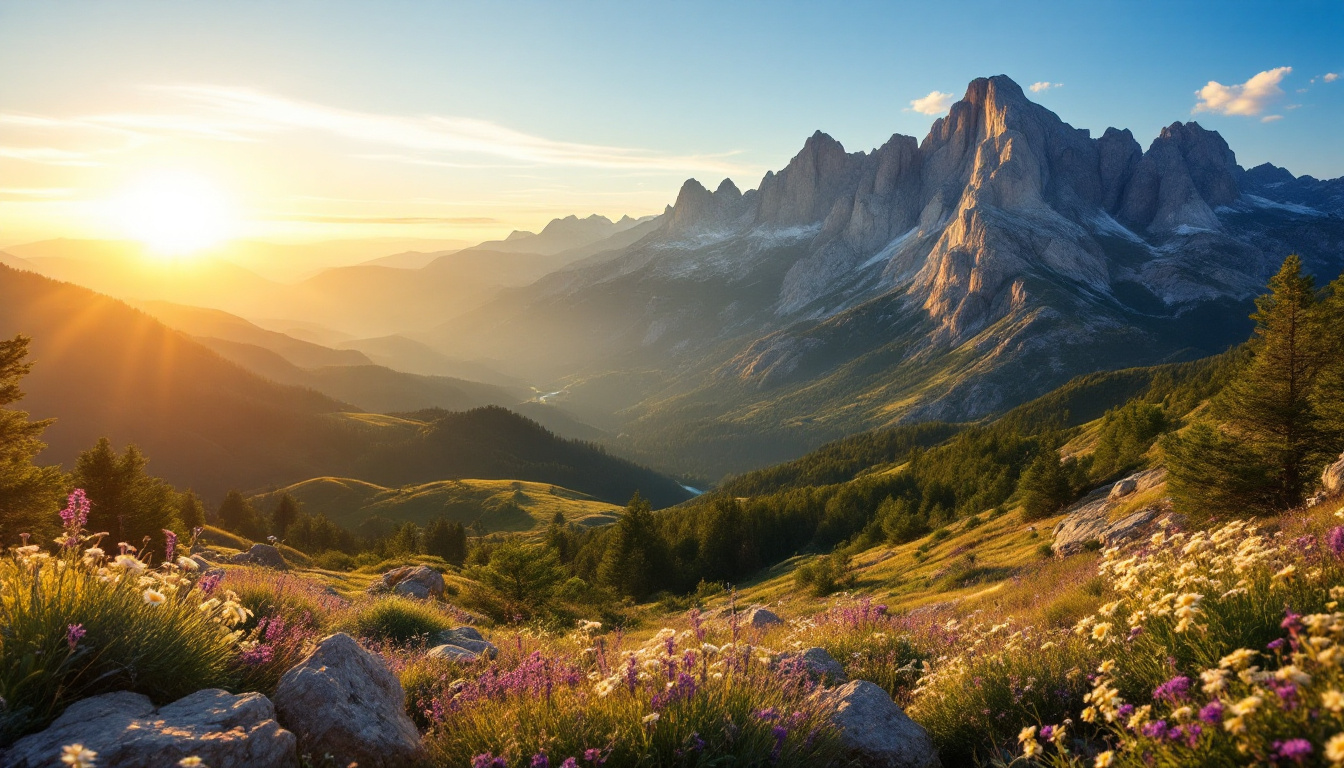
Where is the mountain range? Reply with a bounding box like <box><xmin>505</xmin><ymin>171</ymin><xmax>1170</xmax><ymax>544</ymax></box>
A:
<box><xmin>424</xmin><ymin>75</ymin><xmax>1344</xmax><ymax>478</ymax></box>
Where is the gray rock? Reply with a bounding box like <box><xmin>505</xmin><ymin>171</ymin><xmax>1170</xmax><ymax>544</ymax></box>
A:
<box><xmin>1101</xmin><ymin>506</ymin><xmax>1163</xmax><ymax>546</ymax></box>
<box><xmin>1108</xmin><ymin>478</ymin><xmax>1138</xmax><ymax>500</ymax></box>
<box><xmin>813</xmin><ymin>680</ymin><xmax>940</xmax><ymax>768</ymax></box>
<box><xmin>742</xmin><ymin>605</ymin><xmax>784</xmax><ymax>629</ymax></box>
<box><xmin>3</xmin><ymin>689</ymin><xmax>296</xmax><ymax>768</ymax></box>
<box><xmin>431</xmin><ymin>628</ymin><xmax>497</xmax><ymax>659</ymax></box>
<box><xmin>427</xmin><ymin>643</ymin><xmax>479</xmax><ymax>661</ymax></box>
<box><xmin>778</xmin><ymin>647</ymin><xmax>847</xmax><ymax>685</ymax></box>
<box><xmin>230</xmin><ymin>543</ymin><xmax>289</xmax><ymax>571</ymax></box>
<box><xmin>1051</xmin><ymin>496</ymin><xmax>1110</xmax><ymax>557</ymax></box>
<box><xmin>368</xmin><ymin>565</ymin><xmax>445</xmax><ymax>600</ymax></box>
<box><xmin>273</xmin><ymin>633</ymin><xmax>425</xmax><ymax>768</ymax></box>
<box><xmin>1324</xmin><ymin>452</ymin><xmax>1344</xmax><ymax>493</ymax></box>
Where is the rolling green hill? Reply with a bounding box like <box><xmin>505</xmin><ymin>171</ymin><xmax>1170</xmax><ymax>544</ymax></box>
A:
<box><xmin>251</xmin><ymin>477</ymin><xmax>622</xmax><ymax>535</ymax></box>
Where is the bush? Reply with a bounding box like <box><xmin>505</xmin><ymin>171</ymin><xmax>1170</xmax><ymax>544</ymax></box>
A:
<box><xmin>793</xmin><ymin>552</ymin><xmax>856</xmax><ymax>597</ymax></box>
<box><xmin>313</xmin><ymin>550</ymin><xmax>357</xmax><ymax>571</ymax></box>
<box><xmin>338</xmin><ymin>596</ymin><xmax>452</xmax><ymax>645</ymax></box>
<box><xmin>0</xmin><ymin>531</ymin><xmax>252</xmax><ymax>740</ymax></box>
<box><xmin>223</xmin><ymin>567</ymin><xmax>344</xmax><ymax>632</ymax></box>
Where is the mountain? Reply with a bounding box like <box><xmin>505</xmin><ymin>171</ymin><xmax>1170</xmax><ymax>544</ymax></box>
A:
<box><xmin>135</xmin><ymin>300</ymin><xmax>373</xmax><ymax>369</ymax></box>
<box><xmin>0</xmin><ymin>266</ymin><xmax>690</xmax><ymax>507</ymax></box>
<box><xmin>467</xmin><ymin>214</ymin><xmax>658</xmax><ymax>256</ymax></box>
<box><xmin>427</xmin><ymin>75</ymin><xmax>1344</xmax><ymax>478</ymax></box>
<box><xmin>0</xmin><ymin>263</ymin><xmax>360</xmax><ymax>496</ymax></box>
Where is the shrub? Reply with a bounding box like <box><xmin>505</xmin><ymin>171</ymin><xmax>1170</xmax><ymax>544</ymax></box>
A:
<box><xmin>339</xmin><ymin>596</ymin><xmax>452</xmax><ymax>645</ymax></box>
<box><xmin>788</xmin><ymin>598</ymin><xmax>936</xmax><ymax>700</ymax></box>
<box><xmin>0</xmin><ymin>497</ymin><xmax>254</xmax><ymax>741</ymax></box>
<box><xmin>312</xmin><ymin>550</ymin><xmax>357</xmax><ymax>571</ymax></box>
<box><xmin>792</xmin><ymin>552</ymin><xmax>856</xmax><ymax>597</ymax></box>
<box><xmin>224</xmin><ymin>567</ymin><xmax>345</xmax><ymax>632</ymax></box>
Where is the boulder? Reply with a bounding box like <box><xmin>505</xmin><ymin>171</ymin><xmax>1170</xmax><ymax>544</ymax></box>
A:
<box><xmin>1324</xmin><ymin>453</ymin><xmax>1344</xmax><ymax>493</ymax></box>
<box><xmin>273</xmin><ymin>633</ymin><xmax>424</xmax><ymax>768</ymax></box>
<box><xmin>427</xmin><ymin>643</ymin><xmax>479</xmax><ymax>661</ymax></box>
<box><xmin>741</xmin><ymin>605</ymin><xmax>784</xmax><ymax>629</ymax></box>
<box><xmin>813</xmin><ymin>680</ymin><xmax>940</xmax><ymax>768</ymax></box>
<box><xmin>368</xmin><ymin>565</ymin><xmax>445</xmax><ymax>600</ymax></box>
<box><xmin>432</xmin><ymin>628</ymin><xmax>497</xmax><ymax>659</ymax></box>
<box><xmin>778</xmin><ymin>647</ymin><xmax>847</xmax><ymax>685</ymax></box>
<box><xmin>230</xmin><ymin>543</ymin><xmax>289</xmax><ymax>571</ymax></box>
<box><xmin>1108</xmin><ymin>477</ymin><xmax>1138</xmax><ymax>500</ymax></box>
<box><xmin>2</xmin><ymin>689</ymin><xmax>295</xmax><ymax>768</ymax></box>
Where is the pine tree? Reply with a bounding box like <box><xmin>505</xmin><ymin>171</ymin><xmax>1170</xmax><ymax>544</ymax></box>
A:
<box><xmin>596</xmin><ymin>491</ymin><xmax>670</xmax><ymax>599</ymax></box>
<box><xmin>177</xmin><ymin>491</ymin><xmax>207</xmax><ymax>530</ymax></box>
<box><xmin>388</xmin><ymin>521</ymin><xmax>421</xmax><ymax>556</ymax></box>
<box><xmin>1314</xmin><ymin>272</ymin><xmax>1344</xmax><ymax>445</ymax></box>
<box><xmin>1017</xmin><ymin>448</ymin><xmax>1073</xmax><ymax>520</ymax></box>
<box><xmin>0</xmin><ymin>335</ymin><xmax>66</xmax><ymax>542</ymax></box>
<box><xmin>271</xmin><ymin>494</ymin><xmax>301</xmax><ymax>539</ymax></box>
<box><xmin>1214</xmin><ymin>255</ymin><xmax>1329</xmax><ymax>509</ymax></box>
<box><xmin>1163</xmin><ymin>423</ymin><xmax>1277</xmax><ymax>515</ymax></box>
<box><xmin>73</xmin><ymin>439</ymin><xmax>180</xmax><ymax>547</ymax></box>
<box><xmin>425</xmin><ymin>518</ymin><xmax>468</xmax><ymax>565</ymax></box>
<box><xmin>467</xmin><ymin>540</ymin><xmax>564</xmax><ymax>620</ymax></box>
<box><xmin>216</xmin><ymin>490</ymin><xmax>267</xmax><ymax>541</ymax></box>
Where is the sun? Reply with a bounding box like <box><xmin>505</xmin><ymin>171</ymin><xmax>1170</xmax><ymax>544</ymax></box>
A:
<box><xmin>113</xmin><ymin>170</ymin><xmax>235</xmax><ymax>257</ymax></box>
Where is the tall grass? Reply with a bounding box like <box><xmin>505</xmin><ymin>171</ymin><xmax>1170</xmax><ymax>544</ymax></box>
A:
<box><xmin>337</xmin><ymin>595</ymin><xmax>455</xmax><ymax>645</ymax></box>
<box><xmin>0</xmin><ymin>509</ymin><xmax>254</xmax><ymax>741</ymax></box>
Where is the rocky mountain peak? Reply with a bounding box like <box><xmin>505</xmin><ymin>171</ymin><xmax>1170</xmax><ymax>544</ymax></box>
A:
<box><xmin>666</xmin><ymin>178</ymin><xmax>748</xmax><ymax>234</ymax></box>
<box><xmin>1117</xmin><ymin>120</ymin><xmax>1241</xmax><ymax>233</ymax></box>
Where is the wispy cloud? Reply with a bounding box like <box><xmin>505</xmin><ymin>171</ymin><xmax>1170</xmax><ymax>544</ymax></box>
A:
<box><xmin>1029</xmin><ymin>81</ymin><xmax>1062</xmax><ymax>93</ymax></box>
<box><xmin>1194</xmin><ymin>67</ymin><xmax>1292</xmax><ymax>116</ymax></box>
<box><xmin>1325</xmin><ymin>72</ymin><xmax>1340</xmax><ymax>83</ymax></box>
<box><xmin>908</xmin><ymin>91</ymin><xmax>954</xmax><ymax>115</ymax></box>
<box><xmin>0</xmin><ymin>85</ymin><xmax>748</xmax><ymax>175</ymax></box>
<box><xmin>1261</xmin><ymin>115</ymin><xmax>1284</xmax><ymax>123</ymax></box>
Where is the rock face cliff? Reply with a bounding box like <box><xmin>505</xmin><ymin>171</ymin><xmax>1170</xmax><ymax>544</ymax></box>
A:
<box><xmin>431</xmin><ymin>75</ymin><xmax>1344</xmax><ymax>476</ymax></box>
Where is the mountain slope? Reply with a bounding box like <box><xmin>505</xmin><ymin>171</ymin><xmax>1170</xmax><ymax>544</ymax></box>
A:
<box><xmin>427</xmin><ymin>75</ymin><xmax>1344</xmax><ymax>478</ymax></box>
<box><xmin>136</xmin><ymin>300</ymin><xmax>373</xmax><ymax>369</ymax></box>
<box><xmin>0</xmin><ymin>266</ymin><xmax>690</xmax><ymax>506</ymax></box>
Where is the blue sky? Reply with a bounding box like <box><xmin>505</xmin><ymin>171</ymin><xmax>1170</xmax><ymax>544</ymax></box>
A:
<box><xmin>1</xmin><ymin>0</ymin><xmax>1340</xmax><ymax>245</ymax></box>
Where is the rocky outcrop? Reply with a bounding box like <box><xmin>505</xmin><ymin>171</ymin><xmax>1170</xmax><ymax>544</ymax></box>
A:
<box><xmin>1053</xmin><ymin>468</ymin><xmax>1169</xmax><ymax>556</ymax></box>
<box><xmin>742</xmin><ymin>605</ymin><xmax>784</xmax><ymax>629</ymax></box>
<box><xmin>1324</xmin><ymin>453</ymin><xmax>1344</xmax><ymax>493</ymax></box>
<box><xmin>230</xmin><ymin>543</ymin><xmax>289</xmax><ymax>570</ymax></box>
<box><xmin>1117</xmin><ymin>121</ymin><xmax>1241</xmax><ymax>234</ymax></box>
<box><xmin>778</xmin><ymin>647</ymin><xmax>847</xmax><ymax>685</ymax></box>
<box><xmin>813</xmin><ymin>680</ymin><xmax>940</xmax><ymax>768</ymax></box>
<box><xmin>367</xmin><ymin>565</ymin><xmax>445</xmax><ymax>600</ymax></box>
<box><xmin>3</xmin><ymin>690</ymin><xmax>296</xmax><ymax>768</ymax></box>
<box><xmin>273</xmin><ymin>633</ymin><xmax>425</xmax><ymax>767</ymax></box>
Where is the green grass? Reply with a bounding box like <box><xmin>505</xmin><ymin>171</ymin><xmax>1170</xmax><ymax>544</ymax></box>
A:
<box><xmin>336</xmin><ymin>595</ymin><xmax>454</xmax><ymax>645</ymax></box>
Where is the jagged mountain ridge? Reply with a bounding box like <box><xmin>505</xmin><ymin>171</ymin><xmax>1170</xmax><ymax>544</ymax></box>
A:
<box><xmin>428</xmin><ymin>75</ymin><xmax>1344</xmax><ymax>477</ymax></box>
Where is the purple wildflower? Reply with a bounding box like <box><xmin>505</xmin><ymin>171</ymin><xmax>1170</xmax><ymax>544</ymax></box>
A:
<box><xmin>530</xmin><ymin>754</ymin><xmax>549</xmax><ymax>768</ymax></box>
<box><xmin>239</xmin><ymin>643</ymin><xmax>274</xmax><ymax>666</ymax></box>
<box><xmin>1198</xmin><ymin>700</ymin><xmax>1224</xmax><ymax>723</ymax></box>
<box><xmin>1329</xmin><ymin>527</ymin><xmax>1344</xmax><ymax>559</ymax></box>
<box><xmin>66</xmin><ymin>623</ymin><xmax>85</xmax><ymax>651</ymax></box>
<box><xmin>1182</xmin><ymin>722</ymin><xmax>1203</xmax><ymax>747</ymax></box>
<box><xmin>1274</xmin><ymin>738</ymin><xmax>1312</xmax><ymax>763</ymax></box>
<box><xmin>754</xmin><ymin>707</ymin><xmax>780</xmax><ymax>722</ymax></box>
<box><xmin>1038</xmin><ymin>725</ymin><xmax>1054</xmax><ymax>742</ymax></box>
<box><xmin>1116</xmin><ymin>703</ymin><xmax>1135</xmax><ymax>721</ymax></box>
<box><xmin>560</xmin><ymin>760</ymin><xmax>578</xmax><ymax>768</ymax></box>
<box><xmin>771</xmin><ymin>724</ymin><xmax>789</xmax><ymax>762</ymax></box>
<box><xmin>471</xmin><ymin>754</ymin><xmax>500</xmax><ymax>768</ymax></box>
<box><xmin>162</xmin><ymin>529</ymin><xmax>177</xmax><ymax>563</ymax></box>
<box><xmin>197</xmin><ymin>570</ymin><xmax>223</xmax><ymax>595</ymax></box>
<box><xmin>1282</xmin><ymin>611</ymin><xmax>1303</xmax><ymax>634</ymax></box>
<box><xmin>687</xmin><ymin>733</ymin><xmax>705</xmax><ymax>752</ymax></box>
<box><xmin>1267</xmin><ymin>638</ymin><xmax>1288</xmax><ymax>652</ymax></box>
<box><xmin>582</xmin><ymin>748</ymin><xmax>604</xmax><ymax>764</ymax></box>
<box><xmin>1141</xmin><ymin>720</ymin><xmax>1169</xmax><ymax>739</ymax></box>
<box><xmin>59</xmin><ymin>489</ymin><xmax>90</xmax><ymax>529</ymax></box>
<box><xmin>1153</xmin><ymin>675</ymin><xmax>1191</xmax><ymax>703</ymax></box>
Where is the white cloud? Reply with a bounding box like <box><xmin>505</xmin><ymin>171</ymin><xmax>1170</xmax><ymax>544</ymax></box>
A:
<box><xmin>1194</xmin><ymin>67</ymin><xmax>1292</xmax><ymax>116</ymax></box>
<box><xmin>1029</xmin><ymin>82</ymin><xmax>1062</xmax><ymax>93</ymax></box>
<box><xmin>1261</xmin><ymin>115</ymin><xmax>1283</xmax><ymax>123</ymax></box>
<box><xmin>1325</xmin><ymin>72</ymin><xmax>1340</xmax><ymax>83</ymax></box>
<box><xmin>909</xmin><ymin>91</ymin><xmax>955</xmax><ymax>115</ymax></box>
<box><xmin>0</xmin><ymin>85</ymin><xmax>747</xmax><ymax>175</ymax></box>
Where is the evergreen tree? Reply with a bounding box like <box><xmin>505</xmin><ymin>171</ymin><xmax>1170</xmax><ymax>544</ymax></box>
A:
<box><xmin>216</xmin><ymin>490</ymin><xmax>267</xmax><ymax>541</ymax></box>
<box><xmin>1173</xmin><ymin>255</ymin><xmax>1331</xmax><ymax>512</ymax></box>
<box><xmin>425</xmin><ymin>518</ymin><xmax>468</xmax><ymax>565</ymax></box>
<box><xmin>1017</xmin><ymin>448</ymin><xmax>1073</xmax><ymax>520</ymax></box>
<box><xmin>596</xmin><ymin>492</ymin><xmax>670</xmax><ymax>599</ymax></box>
<box><xmin>1163</xmin><ymin>423</ymin><xmax>1277</xmax><ymax>516</ymax></box>
<box><xmin>467</xmin><ymin>540</ymin><xmax>564</xmax><ymax>620</ymax></box>
<box><xmin>1315</xmin><ymin>272</ymin><xmax>1344</xmax><ymax>444</ymax></box>
<box><xmin>271</xmin><ymin>494</ymin><xmax>301</xmax><ymax>538</ymax></box>
<box><xmin>0</xmin><ymin>335</ymin><xmax>66</xmax><ymax>542</ymax></box>
<box><xmin>388</xmin><ymin>521</ymin><xmax>421</xmax><ymax>556</ymax></box>
<box><xmin>177</xmin><ymin>491</ymin><xmax>207</xmax><ymax>530</ymax></box>
<box><xmin>697</xmin><ymin>496</ymin><xmax>748</xmax><ymax>582</ymax></box>
<box><xmin>73</xmin><ymin>438</ymin><xmax>180</xmax><ymax>547</ymax></box>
